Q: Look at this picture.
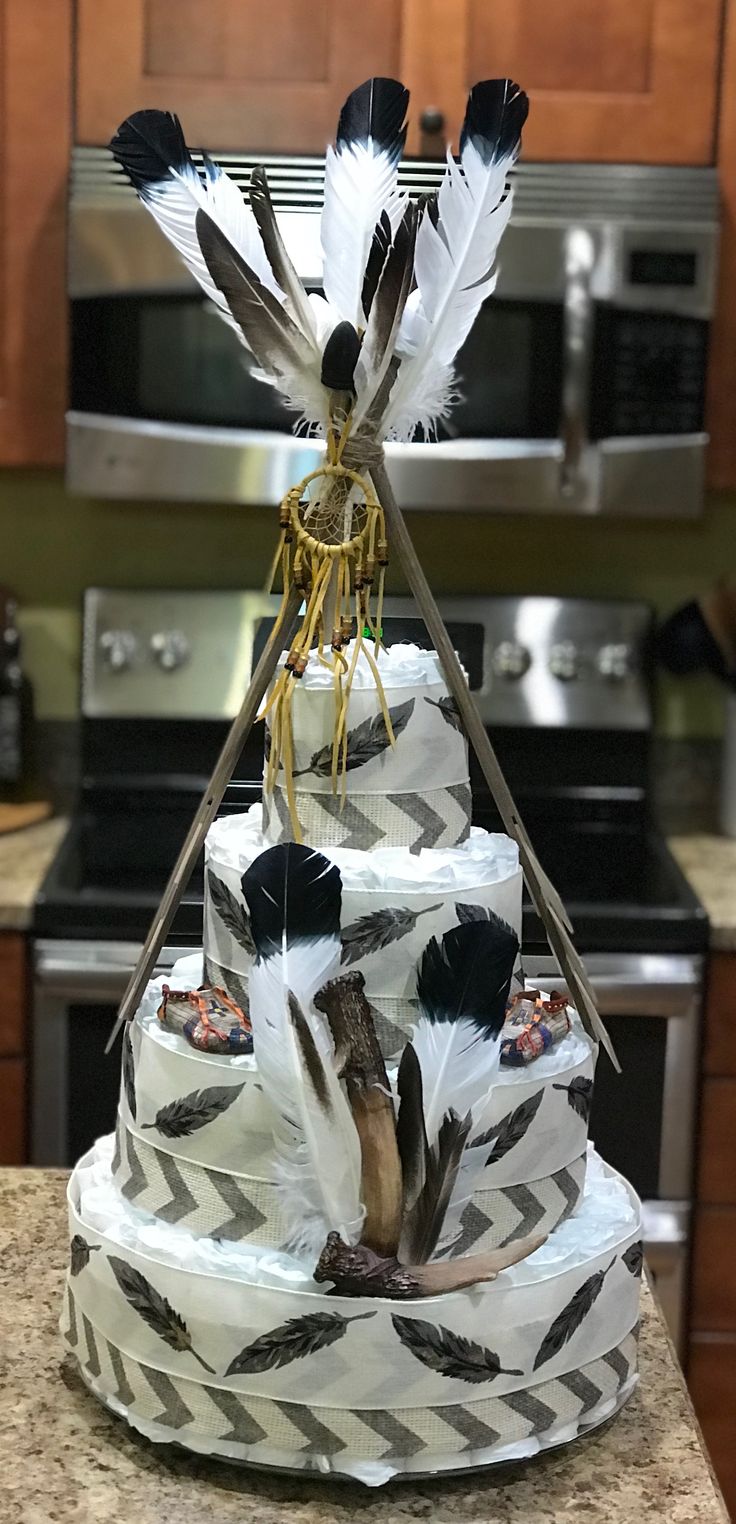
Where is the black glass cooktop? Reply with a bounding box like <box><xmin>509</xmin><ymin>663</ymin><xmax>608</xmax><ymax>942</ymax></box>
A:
<box><xmin>35</xmin><ymin>790</ymin><xmax>707</xmax><ymax>955</ymax></box>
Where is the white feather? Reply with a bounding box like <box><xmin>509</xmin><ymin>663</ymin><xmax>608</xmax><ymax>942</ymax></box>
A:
<box><xmin>382</xmin><ymin>141</ymin><xmax>516</xmax><ymax>438</ymax></box>
<box><xmin>248</xmin><ymin>939</ymin><xmax>364</xmax><ymax>1259</ymax></box>
<box><xmin>321</xmin><ymin>142</ymin><xmax>406</xmax><ymax>328</ymax></box>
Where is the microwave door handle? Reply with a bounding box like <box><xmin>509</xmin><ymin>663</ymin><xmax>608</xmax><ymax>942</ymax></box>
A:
<box><xmin>559</xmin><ymin>227</ymin><xmax>595</xmax><ymax>497</ymax></box>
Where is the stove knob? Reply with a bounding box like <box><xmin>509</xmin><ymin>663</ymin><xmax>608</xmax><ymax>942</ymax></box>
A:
<box><xmin>99</xmin><ymin>629</ymin><xmax>137</xmax><ymax>673</ymax></box>
<box><xmin>548</xmin><ymin>640</ymin><xmax>579</xmax><ymax>681</ymax></box>
<box><xmin>491</xmin><ymin>640</ymin><xmax>531</xmax><ymax>680</ymax></box>
<box><xmin>150</xmin><ymin>629</ymin><xmax>191</xmax><ymax>672</ymax></box>
<box><xmin>597</xmin><ymin>642</ymin><xmax>634</xmax><ymax>681</ymax></box>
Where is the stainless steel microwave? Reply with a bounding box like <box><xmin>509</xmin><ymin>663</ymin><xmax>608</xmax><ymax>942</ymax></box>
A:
<box><xmin>67</xmin><ymin>151</ymin><xmax>718</xmax><ymax>517</ymax></box>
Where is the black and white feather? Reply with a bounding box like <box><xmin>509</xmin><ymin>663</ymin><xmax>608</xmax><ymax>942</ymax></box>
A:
<box><xmin>384</xmin><ymin>78</ymin><xmax>528</xmax><ymax>438</ymax></box>
<box><xmin>321</xmin><ymin>77</ymin><xmax>409</xmax><ymax>331</ymax></box>
<box><xmin>408</xmin><ymin>916</ymin><xmax>519</xmax><ymax>1255</ymax></box>
<box><xmin>110</xmin><ymin>109</ymin><xmax>327</xmax><ymax>425</ymax></box>
<box><xmin>241</xmin><ymin>844</ymin><xmax>364</xmax><ymax>1258</ymax></box>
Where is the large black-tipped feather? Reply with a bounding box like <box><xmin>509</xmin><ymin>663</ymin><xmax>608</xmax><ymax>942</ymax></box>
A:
<box><xmin>242</xmin><ymin>846</ymin><xmax>361</xmax><ymax>1258</ymax></box>
<box><xmin>110</xmin><ymin>109</ymin><xmax>192</xmax><ymax>188</ymax></box>
<box><xmin>242</xmin><ymin>843</ymin><xmax>342</xmax><ymax>961</ymax></box>
<box><xmin>336</xmin><ymin>77</ymin><xmax>409</xmax><ymax>160</ymax></box>
<box><xmin>417</xmin><ymin>915</ymin><xmax>518</xmax><ymax>1040</ymax></box>
<box><xmin>460</xmin><ymin>78</ymin><xmax>529</xmax><ymax>165</ymax></box>
<box><xmin>410</xmin><ymin>918</ymin><xmax>519</xmax><ymax>1255</ymax></box>
<box><xmin>322</xmin><ymin>77</ymin><xmax>410</xmax><ymax>330</ymax></box>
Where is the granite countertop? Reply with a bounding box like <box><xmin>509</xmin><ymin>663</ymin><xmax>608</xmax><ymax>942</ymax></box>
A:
<box><xmin>0</xmin><ymin>817</ymin><xmax>68</xmax><ymax>930</ymax></box>
<box><xmin>0</xmin><ymin>1170</ymin><xmax>727</xmax><ymax>1524</ymax></box>
<box><xmin>670</xmin><ymin>834</ymin><xmax>736</xmax><ymax>951</ymax></box>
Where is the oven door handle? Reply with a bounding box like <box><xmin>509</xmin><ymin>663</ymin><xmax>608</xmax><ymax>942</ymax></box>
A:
<box><xmin>522</xmin><ymin>955</ymin><xmax>702</xmax><ymax>1019</ymax></box>
<box><xmin>559</xmin><ymin>226</ymin><xmax>595</xmax><ymax>498</ymax></box>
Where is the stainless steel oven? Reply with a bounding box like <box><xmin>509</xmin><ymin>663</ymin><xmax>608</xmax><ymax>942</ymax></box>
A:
<box><xmin>67</xmin><ymin>155</ymin><xmax>718</xmax><ymax>516</ymax></box>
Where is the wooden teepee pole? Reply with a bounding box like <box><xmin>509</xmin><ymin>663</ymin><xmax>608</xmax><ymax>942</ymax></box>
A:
<box><xmin>105</xmin><ymin>584</ymin><xmax>303</xmax><ymax>1052</ymax></box>
<box><xmin>369</xmin><ymin>456</ymin><xmax>618</xmax><ymax>1069</ymax></box>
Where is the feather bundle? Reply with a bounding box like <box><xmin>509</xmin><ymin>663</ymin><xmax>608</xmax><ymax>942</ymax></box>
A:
<box><xmin>241</xmin><ymin>844</ymin><xmax>364</xmax><ymax>1257</ymax></box>
<box><xmin>110</xmin><ymin>77</ymin><xmax>526</xmax><ymax>443</ymax></box>
<box><xmin>398</xmin><ymin>916</ymin><xmax>519</xmax><ymax>1261</ymax></box>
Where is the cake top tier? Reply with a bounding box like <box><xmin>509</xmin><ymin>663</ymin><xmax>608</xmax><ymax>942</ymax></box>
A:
<box><xmin>262</xmin><ymin>642</ymin><xmax>472</xmax><ymax>851</ymax></box>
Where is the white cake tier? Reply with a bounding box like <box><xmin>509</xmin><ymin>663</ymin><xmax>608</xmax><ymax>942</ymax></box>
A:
<box><xmin>63</xmin><ymin>1144</ymin><xmax>642</xmax><ymax>1484</ymax></box>
<box><xmin>262</xmin><ymin>643</ymin><xmax>471</xmax><ymax>850</ymax></box>
<box><xmin>204</xmin><ymin>808</ymin><xmax>524</xmax><ymax>1058</ymax></box>
<box><xmin>113</xmin><ymin>961</ymin><xmax>596</xmax><ymax>1254</ymax></box>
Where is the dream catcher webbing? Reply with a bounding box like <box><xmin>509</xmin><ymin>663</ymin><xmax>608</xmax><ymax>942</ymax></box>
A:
<box><xmin>260</xmin><ymin>425</ymin><xmax>393</xmax><ymax>841</ymax></box>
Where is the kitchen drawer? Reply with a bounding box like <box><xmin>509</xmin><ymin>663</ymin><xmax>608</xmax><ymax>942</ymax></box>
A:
<box><xmin>698</xmin><ymin>1078</ymin><xmax>736</xmax><ymax>1203</ymax></box>
<box><xmin>691</xmin><ymin>1207</ymin><xmax>736</xmax><ymax>1330</ymax></box>
<box><xmin>0</xmin><ymin>934</ymin><xmax>28</xmax><ymax>1056</ymax></box>
<box><xmin>688</xmin><ymin>1335</ymin><xmax>736</xmax><ymax>1519</ymax></box>
<box><xmin>0</xmin><ymin>1057</ymin><xmax>26</xmax><ymax>1163</ymax></box>
<box><xmin>703</xmin><ymin>954</ymin><xmax>736</xmax><ymax>1078</ymax></box>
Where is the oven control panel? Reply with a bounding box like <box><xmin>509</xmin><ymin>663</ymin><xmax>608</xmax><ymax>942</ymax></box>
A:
<box><xmin>84</xmin><ymin>590</ymin><xmax>654</xmax><ymax>731</ymax></box>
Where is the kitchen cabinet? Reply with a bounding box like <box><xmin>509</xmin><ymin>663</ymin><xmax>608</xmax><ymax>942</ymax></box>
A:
<box><xmin>78</xmin><ymin>0</ymin><xmax>723</xmax><ymax>164</ymax></box>
<box><xmin>706</xmin><ymin>0</ymin><xmax>736</xmax><ymax>490</ymax></box>
<box><xmin>401</xmin><ymin>0</ymin><xmax>723</xmax><ymax>162</ymax></box>
<box><xmin>76</xmin><ymin>0</ymin><xmax>403</xmax><ymax>150</ymax></box>
<box><xmin>0</xmin><ymin>1</ymin><xmax>70</xmax><ymax>466</ymax></box>
<box><xmin>689</xmin><ymin>1340</ymin><xmax>736</xmax><ymax>1515</ymax></box>
<box><xmin>689</xmin><ymin>950</ymin><xmax>736</xmax><ymax>1518</ymax></box>
<box><xmin>0</xmin><ymin>934</ymin><xmax>29</xmax><ymax>1162</ymax></box>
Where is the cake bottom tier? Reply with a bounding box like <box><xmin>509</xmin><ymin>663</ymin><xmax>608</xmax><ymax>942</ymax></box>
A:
<box><xmin>62</xmin><ymin>1143</ymin><xmax>642</xmax><ymax>1486</ymax></box>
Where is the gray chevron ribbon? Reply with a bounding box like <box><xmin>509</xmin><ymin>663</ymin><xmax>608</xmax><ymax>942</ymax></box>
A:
<box><xmin>63</xmin><ymin>1284</ymin><xmax>639</xmax><ymax>1469</ymax></box>
<box><xmin>263</xmin><ymin>781</ymin><xmax>472</xmax><ymax>850</ymax></box>
<box><xmin>112</xmin><ymin>1115</ymin><xmax>584</xmax><ymax>1253</ymax></box>
<box><xmin>112</xmin><ymin>1119</ymin><xmax>277</xmax><ymax>1246</ymax></box>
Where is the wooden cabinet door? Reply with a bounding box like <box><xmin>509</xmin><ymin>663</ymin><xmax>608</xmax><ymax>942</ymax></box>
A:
<box><xmin>401</xmin><ymin>0</ymin><xmax>723</xmax><ymax>163</ymax></box>
<box><xmin>77</xmin><ymin>0</ymin><xmax>402</xmax><ymax>151</ymax></box>
<box><xmin>689</xmin><ymin>1337</ymin><xmax>736</xmax><ymax>1519</ymax></box>
<box><xmin>0</xmin><ymin>1</ymin><xmax>70</xmax><ymax>465</ymax></box>
<box><xmin>706</xmin><ymin>0</ymin><xmax>736</xmax><ymax>489</ymax></box>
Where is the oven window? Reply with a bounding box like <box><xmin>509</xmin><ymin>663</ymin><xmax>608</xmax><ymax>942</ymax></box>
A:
<box><xmin>72</xmin><ymin>294</ymin><xmax>296</xmax><ymax>430</ymax></box>
<box><xmin>72</xmin><ymin>293</ymin><xmax>564</xmax><ymax>439</ymax></box>
<box><xmin>67</xmin><ymin>1004</ymin><xmax>120</xmax><ymax>1164</ymax></box>
<box><xmin>589</xmin><ymin>1013</ymin><xmax>666</xmax><ymax>1199</ymax></box>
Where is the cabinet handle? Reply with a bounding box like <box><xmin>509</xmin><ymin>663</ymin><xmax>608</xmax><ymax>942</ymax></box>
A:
<box><xmin>419</xmin><ymin>107</ymin><xmax>446</xmax><ymax>157</ymax></box>
<box><xmin>559</xmin><ymin>226</ymin><xmax>595</xmax><ymax>498</ymax></box>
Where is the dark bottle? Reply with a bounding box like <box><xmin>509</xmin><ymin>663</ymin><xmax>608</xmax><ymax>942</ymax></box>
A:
<box><xmin>0</xmin><ymin>596</ymin><xmax>35</xmax><ymax>801</ymax></box>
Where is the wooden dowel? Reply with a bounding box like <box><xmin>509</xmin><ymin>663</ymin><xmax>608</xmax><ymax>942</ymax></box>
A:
<box><xmin>369</xmin><ymin>456</ymin><xmax>618</xmax><ymax>1070</ymax></box>
<box><xmin>105</xmin><ymin>584</ymin><xmax>303</xmax><ymax>1052</ymax></box>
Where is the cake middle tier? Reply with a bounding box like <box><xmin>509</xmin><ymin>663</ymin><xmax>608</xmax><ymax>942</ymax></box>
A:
<box><xmin>114</xmin><ymin>966</ymin><xmax>596</xmax><ymax>1256</ymax></box>
<box><xmin>262</xmin><ymin>643</ymin><xmax>471</xmax><ymax>851</ymax></box>
<box><xmin>204</xmin><ymin>809</ymin><xmax>523</xmax><ymax>1057</ymax></box>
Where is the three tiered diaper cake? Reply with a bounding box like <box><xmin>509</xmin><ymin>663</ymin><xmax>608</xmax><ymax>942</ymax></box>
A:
<box><xmin>61</xmin><ymin>73</ymin><xmax>643</xmax><ymax>1485</ymax></box>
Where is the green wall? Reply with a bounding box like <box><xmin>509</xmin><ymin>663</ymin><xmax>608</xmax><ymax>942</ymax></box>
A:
<box><xmin>3</xmin><ymin>468</ymin><xmax>734</xmax><ymax>733</ymax></box>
